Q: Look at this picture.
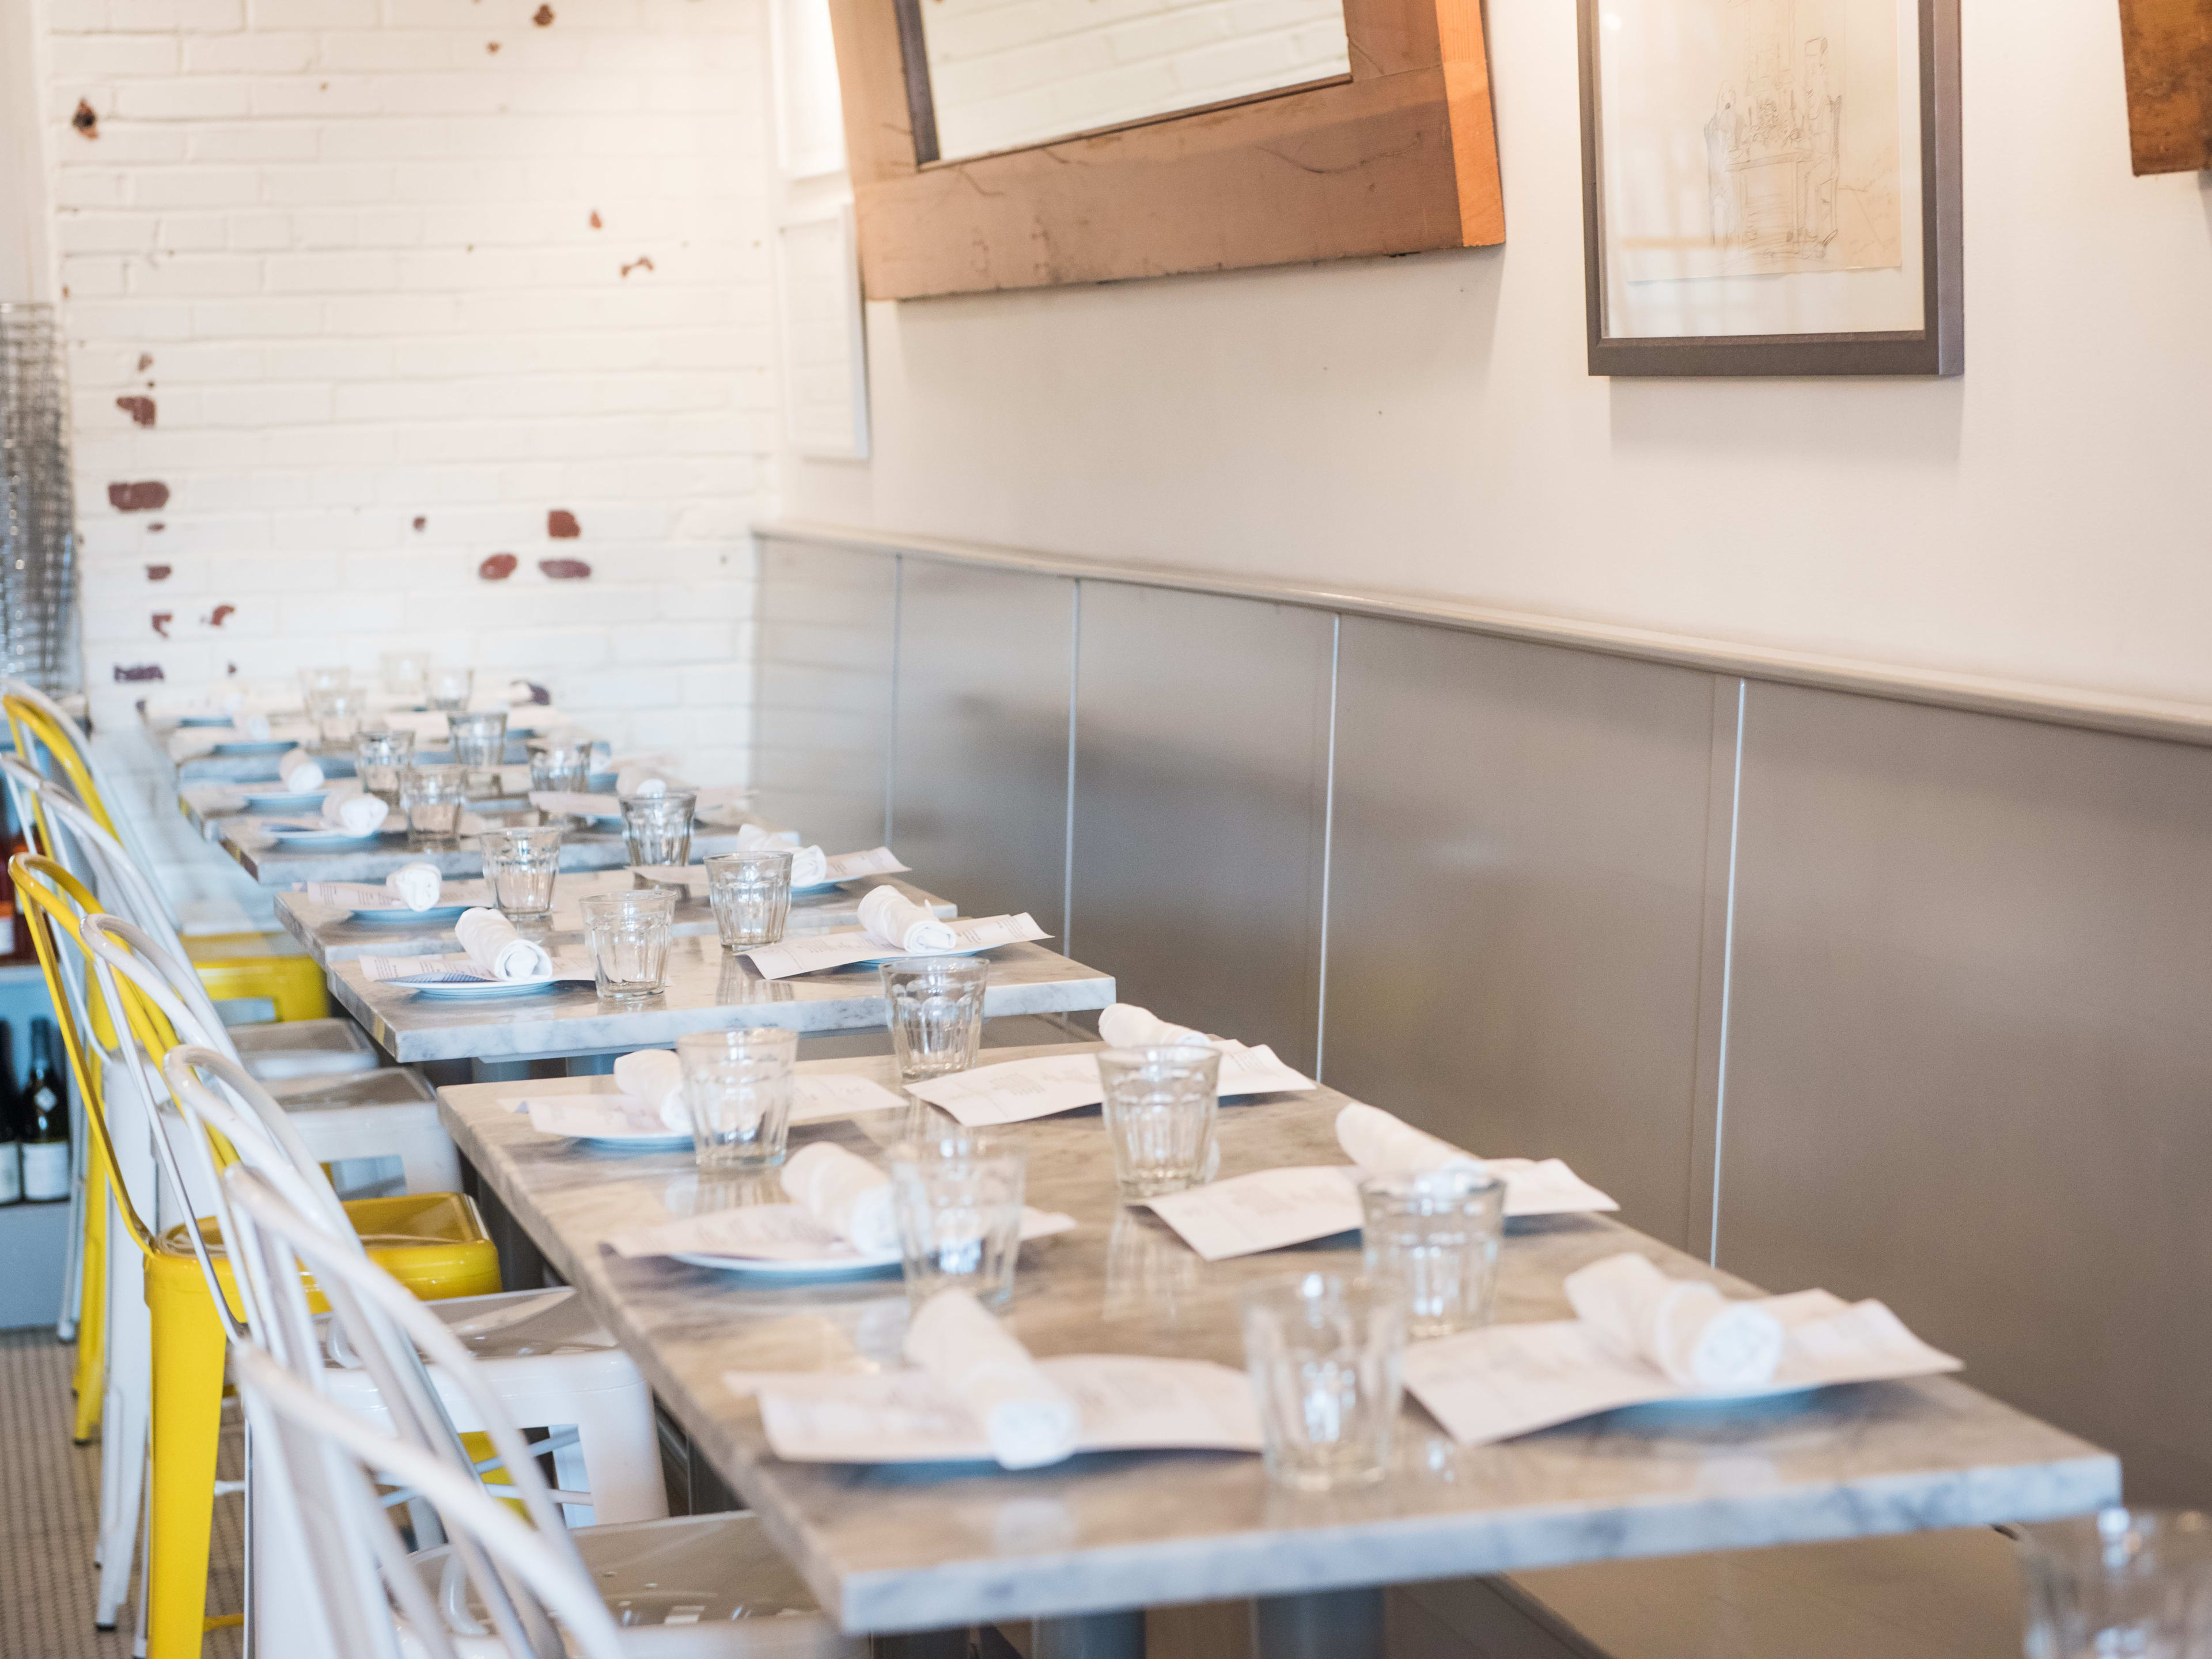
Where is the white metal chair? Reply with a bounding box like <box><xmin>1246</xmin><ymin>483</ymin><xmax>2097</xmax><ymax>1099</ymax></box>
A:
<box><xmin>222</xmin><ymin>1161</ymin><xmax>860</xmax><ymax>1657</ymax></box>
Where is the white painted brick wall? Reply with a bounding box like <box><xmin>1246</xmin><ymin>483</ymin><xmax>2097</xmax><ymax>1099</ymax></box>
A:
<box><xmin>46</xmin><ymin>0</ymin><xmax>774</xmax><ymax>792</ymax></box>
<box><xmin>921</xmin><ymin>0</ymin><xmax>1348</xmax><ymax>162</ymax></box>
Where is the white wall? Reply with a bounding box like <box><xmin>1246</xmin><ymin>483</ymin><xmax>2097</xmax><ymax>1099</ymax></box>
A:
<box><xmin>43</xmin><ymin>0</ymin><xmax>773</xmax><ymax>776</ymax></box>
<box><xmin>783</xmin><ymin>0</ymin><xmax>2212</xmax><ymax>713</ymax></box>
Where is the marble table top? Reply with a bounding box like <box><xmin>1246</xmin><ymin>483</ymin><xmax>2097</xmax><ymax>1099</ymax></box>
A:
<box><xmin>434</xmin><ymin>1046</ymin><xmax>2118</xmax><ymax>1635</ymax></box>
<box><xmin>275</xmin><ymin>871</ymin><xmax>956</xmax><ymax>965</ymax></box>
<box><xmin>210</xmin><ymin>814</ymin><xmax>779</xmax><ymax>887</ymax></box>
<box><xmin>339</xmin><ymin>942</ymin><xmax>1113</xmax><ymax>1064</ymax></box>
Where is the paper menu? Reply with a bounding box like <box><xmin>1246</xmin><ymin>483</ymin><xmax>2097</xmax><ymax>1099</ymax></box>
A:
<box><xmin>1402</xmin><ymin>1290</ymin><xmax>1961</xmax><ymax>1446</ymax></box>
<box><xmin>1143</xmin><ymin>1159</ymin><xmax>1620</xmax><ymax>1263</ymax></box>
<box><xmin>733</xmin><ymin>1355</ymin><xmax>1262</xmax><ymax>1465</ymax></box>
<box><xmin>907</xmin><ymin>1043</ymin><xmax>1317</xmax><ymax>1127</ymax></box>
<box><xmin>737</xmin><ymin>914</ymin><xmax>1048</xmax><ymax>980</ymax></box>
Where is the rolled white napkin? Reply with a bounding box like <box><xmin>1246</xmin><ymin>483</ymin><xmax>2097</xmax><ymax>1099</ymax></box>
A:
<box><xmin>277</xmin><ymin>748</ymin><xmax>325</xmax><ymax>792</ymax></box>
<box><xmin>857</xmin><ymin>884</ymin><xmax>959</xmax><ymax>953</ymax></box>
<box><xmin>1563</xmin><ymin>1251</ymin><xmax>1786</xmax><ymax>1391</ymax></box>
<box><xmin>732</xmin><ymin>822</ymin><xmax>777</xmax><ymax>850</ymax></box>
<box><xmin>788</xmin><ymin>844</ymin><xmax>828</xmax><ymax>886</ymax></box>
<box><xmin>904</xmin><ymin>1289</ymin><xmax>1080</xmax><ymax>1471</ymax></box>
<box><xmin>319</xmin><ymin>785</ymin><xmax>391</xmax><ymax>836</ymax></box>
<box><xmin>1097</xmin><ymin>1002</ymin><xmax>1210</xmax><ymax>1050</ymax></box>
<box><xmin>385</xmin><ymin>862</ymin><xmax>442</xmax><ymax>911</ymax></box>
<box><xmin>779</xmin><ymin>1142</ymin><xmax>900</xmax><ymax>1253</ymax></box>
<box><xmin>614</xmin><ymin>1048</ymin><xmax>686</xmax><ymax>1131</ymax></box>
<box><xmin>453</xmin><ymin>907</ymin><xmax>554</xmax><ymax>980</ymax></box>
<box><xmin>1335</xmin><ymin>1101</ymin><xmax>1486</xmax><ymax>1179</ymax></box>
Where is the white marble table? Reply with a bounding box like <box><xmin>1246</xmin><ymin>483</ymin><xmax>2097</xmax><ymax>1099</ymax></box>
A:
<box><xmin>210</xmin><ymin>814</ymin><xmax>781</xmax><ymax>888</ymax></box>
<box><xmin>275</xmin><ymin>871</ymin><xmax>956</xmax><ymax>965</ymax></box>
<box><xmin>169</xmin><ymin>735</ymin><xmax>537</xmax><ymax>785</ymax></box>
<box><xmin>433</xmin><ymin>1046</ymin><xmax>2117</xmax><ymax>1642</ymax></box>
<box><xmin>337</xmin><ymin>941</ymin><xmax>1114</xmax><ymax>1065</ymax></box>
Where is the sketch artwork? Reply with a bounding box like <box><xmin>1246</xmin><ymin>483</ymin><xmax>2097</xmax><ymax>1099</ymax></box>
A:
<box><xmin>1700</xmin><ymin>0</ymin><xmax>1902</xmax><ymax>275</ymax></box>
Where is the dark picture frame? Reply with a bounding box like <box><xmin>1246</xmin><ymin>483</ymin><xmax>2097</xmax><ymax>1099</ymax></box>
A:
<box><xmin>1577</xmin><ymin>0</ymin><xmax>1961</xmax><ymax>377</ymax></box>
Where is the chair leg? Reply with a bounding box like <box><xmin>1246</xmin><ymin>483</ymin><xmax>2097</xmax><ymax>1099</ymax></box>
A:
<box><xmin>97</xmin><ymin>1210</ymin><xmax>151</xmax><ymax>1627</ymax></box>
<box><xmin>73</xmin><ymin>1157</ymin><xmax>109</xmax><ymax>1441</ymax></box>
<box><xmin>144</xmin><ymin>1260</ymin><xmax>229</xmax><ymax>1659</ymax></box>
<box><xmin>98</xmin><ymin>1404</ymin><xmax>149</xmax><ymax>1628</ymax></box>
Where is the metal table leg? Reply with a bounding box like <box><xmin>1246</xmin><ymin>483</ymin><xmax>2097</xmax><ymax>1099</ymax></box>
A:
<box><xmin>1251</xmin><ymin>1588</ymin><xmax>1384</xmax><ymax>1659</ymax></box>
<box><xmin>1035</xmin><ymin>1610</ymin><xmax>1146</xmax><ymax>1658</ymax></box>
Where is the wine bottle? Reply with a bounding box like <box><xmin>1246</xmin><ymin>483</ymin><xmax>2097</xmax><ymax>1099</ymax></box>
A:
<box><xmin>20</xmin><ymin>1018</ymin><xmax>69</xmax><ymax>1205</ymax></box>
<box><xmin>0</xmin><ymin>1025</ymin><xmax>18</xmax><ymax>1206</ymax></box>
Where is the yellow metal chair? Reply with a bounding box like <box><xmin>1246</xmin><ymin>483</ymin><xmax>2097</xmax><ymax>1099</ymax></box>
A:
<box><xmin>14</xmin><ymin>855</ymin><xmax>502</xmax><ymax>1659</ymax></box>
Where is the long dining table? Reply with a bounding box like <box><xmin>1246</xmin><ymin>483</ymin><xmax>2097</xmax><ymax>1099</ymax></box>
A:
<box><xmin>433</xmin><ymin>1043</ymin><xmax>2118</xmax><ymax>1658</ymax></box>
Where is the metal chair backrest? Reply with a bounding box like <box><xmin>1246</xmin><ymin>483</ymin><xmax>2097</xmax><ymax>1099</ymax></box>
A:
<box><xmin>223</xmin><ymin>1164</ymin><xmax>611</xmax><ymax>1659</ymax></box>
<box><xmin>2</xmin><ymin>683</ymin><xmax>181</xmax><ymax>929</ymax></box>
<box><xmin>1</xmin><ymin>755</ymin><xmax>191</xmax><ymax>969</ymax></box>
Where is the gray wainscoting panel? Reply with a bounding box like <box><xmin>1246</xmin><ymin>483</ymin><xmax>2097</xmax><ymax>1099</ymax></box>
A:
<box><xmin>1069</xmin><ymin>584</ymin><xmax>1334</xmax><ymax>1070</ymax></box>
<box><xmin>751</xmin><ymin>537</ymin><xmax>896</xmax><ymax>850</ymax></box>
<box><xmin>1718</xmin><ymin>681</ymin><xmax>2212</xmax><ymax>1502</ymax></box>
<box><xmin>1323</xmin><ymin>618</ymin><xmax>1726</xmax><ymax>1248</ymax></box>
<box><xmin>892</xmin><ymin>560</ymin><xmax>1075</xmax><ymax>934</ymax></box>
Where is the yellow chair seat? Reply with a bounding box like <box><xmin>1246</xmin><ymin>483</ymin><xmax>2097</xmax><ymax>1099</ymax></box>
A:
<box><xmin>182</xmin><ymin>931</ymin><xmax>330</xmax><ymax>1024</ymax></box>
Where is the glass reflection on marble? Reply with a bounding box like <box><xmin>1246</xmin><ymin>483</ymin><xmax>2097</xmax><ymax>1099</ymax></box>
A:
<box><xmin>677</xmin><ymin>1027</ymin><xmax>796</xmax><ymax>1169</ymax></box>
<box><xmin>715</xmin><ymin>956</ymin><xmax>796</xmax><ymax>1005</ymax></box>
<box><xmin>888</xmin><ymin>1128</ymin><xmax>1025</xmax><ymax>1307</ymax></box>
<box><xmin>881</xmin><ymin>956</ymin><xmax>987</xmax><ymax>1084</ymax></box>
<box><xmin>2021</xmin><ymin>1508</ymin><xmax>2212</xmax><ymax>1659</ymax></box>
<box><xmin>1096</xmin><ymin>1044</ymin><xmax>1220</xmax><ymax>1199</ymax></box>
<box><xmin>1104</xmin><ymin>1207</ymin><xmax>1203</xmax><ymax>1322</ymax></box>
<box><xmin>1241</xmin><ymin>1272</ymin><xmax>1405</xmax><ymax>1493</ymax></box>
<box><xmin>354</xmin><ymin>727</ymin><xmax>415</xmax><ymax>808</ymax></box>
<box><xmin>480</xmin><ymin>824</ymin><xmax>564</xmax><ymax>919</ymax></box>
<box><xmin>1358</xmin><ymin>1168</ymin><xmax>1503</xmax><ymax>1340</ymax></box>
<box><xmin>581</xmin><ymin>888</ymin><xmax>674</xmax><ymax>1000</ymax></box>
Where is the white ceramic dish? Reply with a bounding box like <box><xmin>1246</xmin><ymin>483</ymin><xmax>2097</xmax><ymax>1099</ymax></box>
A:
<box><xmin>346</xmin><ymin>903</ymin><xmax>471</xmax><ymax>926</ymax></box>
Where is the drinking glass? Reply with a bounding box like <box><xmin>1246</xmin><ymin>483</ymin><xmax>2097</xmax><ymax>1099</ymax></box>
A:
<box><xmin>706</xmin><ymin>849</ymin><xmax>794</xmax><ymax>949</ymax></box>
<box><xmin>399</xmin><ymin>763</ymin><xmax>468</xmax><ymax>849</ymax></box>
<box><xmin>354</xmin><ymin>728</ymin><xmax>416</xmax><ymax>809</ymax></box>
<box><xmin>676</xmin><ymin>1028</ymin><xmax>797</xmax><ymax>1170</ymax></box>
<box><xmin>426</xmin><ymin>665</ymin><xmax>475</xmax><ymax>713</ymax></box>
<box><xmin>1359</xmin><ymin>1169</ymin><xmax>1505</xmax><ymax>1340</ymax></box>
<box><xmin>621</xmin><ymin>790</ymin><xmax>696</xmax><ymax>868</ymax></box>
<box><xmin>528</xmin><ymin>738</ymin><xmax>594</xmax><ymax>793</ymax></box>
<box><xmin>881</xmin><ymin>957</ymin><xmax>989</xmax><ymax>1084</ymax></box>
<box><xmin>1241</xmin><ymin>1272</ymin><xmax>1406</xmax><ymax>1492</ymax></box>
<box><xmin>380</xmin><ymin>647</ymin><xmax>432</xmax><ymax>702</ymax></box>
<box><xmin>1096</xmin><ymin>1044</ymin><xmax>1220</xmax><ymax>1199</ymax></box>
<box><xmin>479</xmin><ymin>824</ymin><xmax>564</xmax><ymax>920</ymax></box>
<box><xmin>888</xmin><ymin>1130</ymin><xmax>1026</xmax><ymax>1306</ymax></box>
<box><xmin>312</xmin><ymin>685</ymin><xmax>369</xmax><ymax>748</ymax></box>
<box><xmin>2020</xmin><ymin>1509</ymin><xmax>2212</xmax><ymax>1659</ymax></box>
<box><xmin>297</xmin><ymin>665</ymin><xmax>350</xmax><ymax>698</ymax></box>
<box><xmin>446</xmin><ymin>709</ymin><xmax>507</xmax><ymax>789</ymax></box>
<box><xmin>581</xmin><ymin>888</ymin><xmax>675</xmax><ymax>1000</ymax></box>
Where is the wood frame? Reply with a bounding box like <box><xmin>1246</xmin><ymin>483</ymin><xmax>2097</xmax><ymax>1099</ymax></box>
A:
<box><xmin>2115</xmin><ymin>0</ymin><xmax>2212</xmax><ymax>175</ymax></box>
<box><xmin>825</xmin><ymin>0</ymin><xmax>1505</xmax><ymax>300</ymax></box>
<box><xmin>1577</xmin><ymin>0</ymin><xmax>1963</xmax><ymax>378</ymax></box>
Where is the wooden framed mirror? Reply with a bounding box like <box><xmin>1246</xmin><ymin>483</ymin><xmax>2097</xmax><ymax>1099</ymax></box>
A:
<box><xmin>826</xmin><ymin>0</ymin><xmax>1505</xmax><ymax>298</ymax></box>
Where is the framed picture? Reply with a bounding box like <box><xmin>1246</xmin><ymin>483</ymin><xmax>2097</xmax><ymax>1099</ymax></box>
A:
<box><xmin>1577</xmin><ymin>0</ymin><xmax>1961</xmax><ymax>377</ymax></box>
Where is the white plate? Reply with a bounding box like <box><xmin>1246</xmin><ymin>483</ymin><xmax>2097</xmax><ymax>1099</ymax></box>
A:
<box><xmin>790</xmin><ymin>880</ymin><xmax>843</xmax><ymax>897</ymax></box>
<box><xmin>212</xmin><ymin>738</ymin><xmax>296</xmax><ymax>755</ymax></box>
<box><xmin>402</xmin><ymin>976</ymin><xmax>565</xmax><ymax>999</ymax></box>
<box><xmin>238</xmin><ymin>789</ymin><xmax>327</xmax><ymax>811</ymax></box>
<box><xmin>267</xmin><ymin>825</ymin><xmax>390</xmax><ymax>846</ymax></box>
<box><xmin>669</xmin><ymin>1248</ymin><xmax>902</xmax><ymax>1281</ymax></box>
<box><xmin>575</xmin><ymin>1130</ymin><xmax>694</xmax><ymax>1152</ymax></box>
<box><xmin>346</xmin><ymin>903</ymin><xmax>471</xmax><ymax>926</ymax></box>
<box><xmin>1629</xmin><ymin>1380</ymin><xmax>1826</xmax><ymax>1408</ymax></box>
<box><xmin>176</xmin><ymin>714</ymin><xmax>234</xmax><ymax>727</ymax></box>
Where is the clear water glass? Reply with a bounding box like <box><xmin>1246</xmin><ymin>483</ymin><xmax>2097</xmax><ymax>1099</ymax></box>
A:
<box><xmin>1359</xmin><ymin>1169</ymin><xmax>1505</xmax><ymax>1340</ymax></box>
<box><xmin>426</xmin><ymin>665</ymin><xmax>475</xmax><ymax>712</ymax></box>
<box><xmin>399</xmin><ymin>763</ymin><xmax>468</xmax><ymax>849</ymax></box>
<box><xmin>380</xmin><ymin>647</ymin><xmax>432</xmax><ymax>702</ymax></box>
<box><xmin>1240</xmin><ymin>1272</ymin><xmax>1406</xmax><ymax>1492</ymax></box>
<box><xmin>676</xmin><ymin>1028</ymin><xmax>797</xmax><ymax>1170</ymax></box>
<box><xmin>888</xmin><ymin>1130</ymin><xmax>1026</xmax><ymax>1306</ymax></box>
<box><xmin>706</xmin><ymin>850</ymin><xmax>794</xmax><ymax>949</ymax></box>
<box><xmin>528</xmin><ymin>738</ymin><xmax>594</xmax><ymax>793</ymax></box>
<box><xmin>297</xmin><ymin>664</ymin><xmax>350</xmax><ymax>698</ymax></box>
<box><xmin>581</xmin><ymin>888</ymin><xmax>675</xmax><ymax>1000</ymax></box>
<box><xmin>479</xmin><ymin>824</ymin><xmax>564</xmax><ymax>919</ymax></box>
<box><xmin>313</xmin><ymin>685</ymin><xmax>369</xmax><ymax>748</ymax></box>
<box><xmin>1096</xmin><ymin>1044</ymin><xmax>1221</xmax><ymax>1199</ymax></box>
<box><xmin>353</xmin><ymin>728</ymin><xmax>416</xmax><ymax>808</ymax></box>
<box><xmin>880</xmin><ymin>957</ymin><xmax>988</xmax><ymax>1084</ymax></box>
<box><xmin>446</xmin><ymin>709</ymin><xmax>507</xmax><ymax>787</ymax></box>
<box><xmin>2020</xmin><ymin>1509</ymin><xmax>2212</xmax><ymax>1659</ymax></box>
<box><xmin>621</xmin><ymin>790</ymin><xmax>696</xmax><ymax>868</ymax></box>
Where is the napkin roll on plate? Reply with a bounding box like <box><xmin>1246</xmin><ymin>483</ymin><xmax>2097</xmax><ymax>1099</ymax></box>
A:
<box><xmin>780</xmin><ymin>1142</ymin><xmax>899</xmax><ymax>1253</ymax></box>
<box><xmin>385</xmin><ymin>862</ymin><xmax>442</xmax><ymax>911</ymax></box>
<box><xmin>454</xmin><ymin>907</ymin><xmax>554</xmax><ymax>980</ymax></box>
<box><xmin>857</xmin><ymin>885</ymin><xmax>957</xmax><ymax>953</ymax></box>
<box><xmin>1097</xmin><ymin>1002</ymin><xmax>1210</xmax><ymax>1050</ymax></box>
<box><xmin>904</xmin><ymin>1288</ymin><xmax>1080</xmax><ymax>1470</ymax></box>
<box><xmin>320</xmin><ymin>783</ymin><xmax>391</xmax><ymax>836</ymax></box>
<box><xmin>1563</xmin><ymin>1252</ymin><xmax>1785</xmax><ymax>1391</ymax></box>
<box><xmin>613</xmin><ymin>1047</ymin><xmax>686</xmax><ymax>1131</ymax></box>
<box><xmin>277</xmin><ymin>748</ymin><xmax>325</xmax><ymax>792</ymax></box>
<box><xmin>1335</xmin><ymin>1102</ymin><xmax>1486</xmax><ymax>1179</ymax></box>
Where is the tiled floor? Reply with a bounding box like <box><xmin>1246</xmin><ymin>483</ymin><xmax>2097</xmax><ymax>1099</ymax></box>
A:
<box><xmin>0</xmin><ymin>1327</ymin><xmax>243</xmax><ymax>1659</ymax></box>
